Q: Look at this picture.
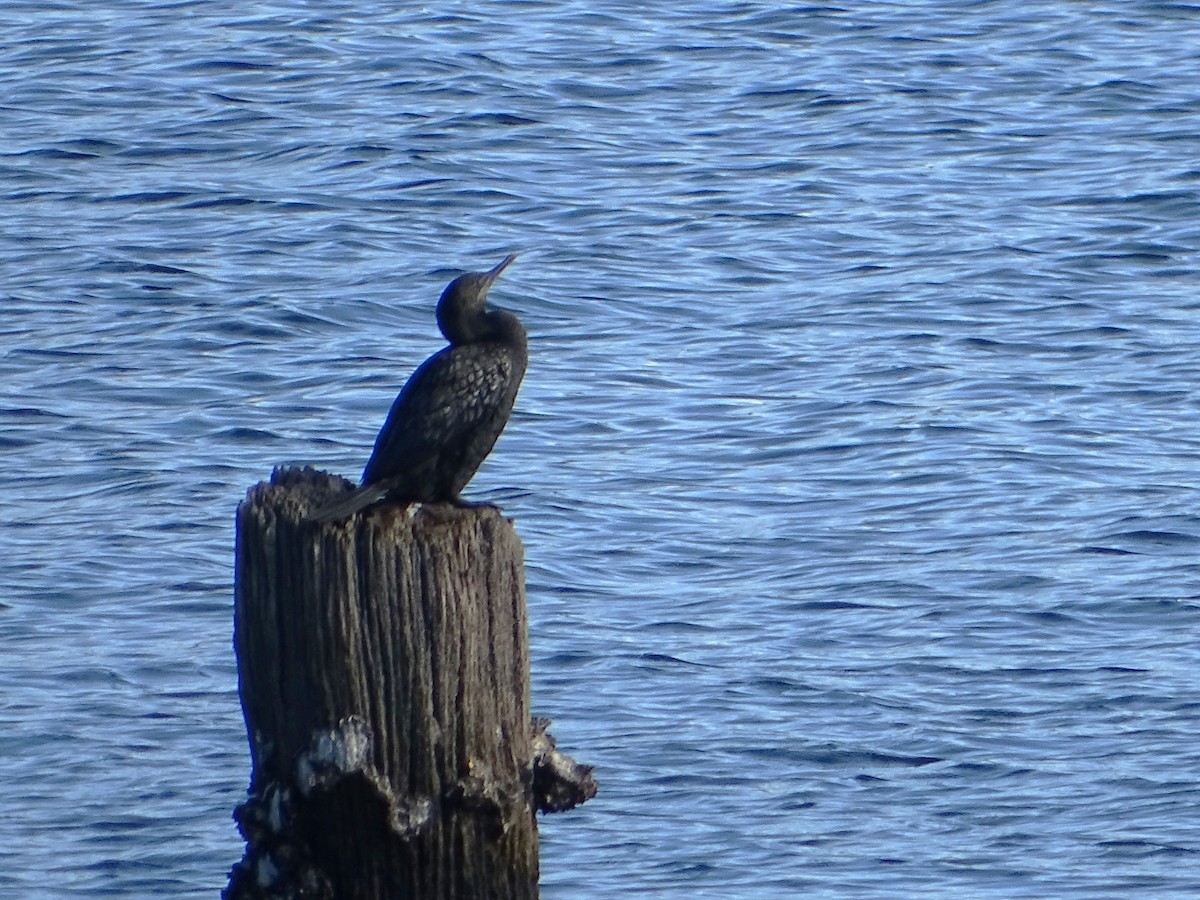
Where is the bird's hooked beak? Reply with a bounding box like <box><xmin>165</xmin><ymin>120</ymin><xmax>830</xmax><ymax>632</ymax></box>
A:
<box><xmin>484</xmin><ymin>254</ymin><xmax>518</xmax><ymax>283</ymax></box>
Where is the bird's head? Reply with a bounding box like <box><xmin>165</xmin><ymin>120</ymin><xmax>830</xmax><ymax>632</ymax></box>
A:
<box><xmin>437</xmin><ymin>254</ymin><xmax>518</xmax><ymax>343</ymax></box>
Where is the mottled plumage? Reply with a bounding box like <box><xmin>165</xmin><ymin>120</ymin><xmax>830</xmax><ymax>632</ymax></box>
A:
<box><xmin>313</xmin><ymin>255</ymin><xmax>525</xmax><ymax>521</ymax></box>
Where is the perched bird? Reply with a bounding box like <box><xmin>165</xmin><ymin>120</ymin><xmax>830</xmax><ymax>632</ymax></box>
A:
<box><xmin>312</xmin><ymin>254</ymin><xmax>526</xmax><ymax>521</ymax></box>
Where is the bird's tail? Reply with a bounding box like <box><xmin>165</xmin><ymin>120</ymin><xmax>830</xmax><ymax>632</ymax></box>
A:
<box><xmin>307</xmin><ymin>484</ymin><xmax>389</xmax><ymax>523</ymax></box>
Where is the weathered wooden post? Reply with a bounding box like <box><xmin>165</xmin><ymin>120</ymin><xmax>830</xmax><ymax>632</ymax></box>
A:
<box><xmin>226</xmin><ymin>466</ymin><xmax>595</xmax><ymax>899</ymax></box>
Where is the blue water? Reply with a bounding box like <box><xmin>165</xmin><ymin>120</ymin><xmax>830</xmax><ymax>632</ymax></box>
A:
<box><xmin>4</xmin><ymin>2</ymin><xmax>1200</xmax><ymax>896</ymax></box>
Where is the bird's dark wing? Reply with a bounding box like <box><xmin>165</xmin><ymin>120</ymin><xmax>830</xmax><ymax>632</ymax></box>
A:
<box><xmin>361</xmin><ymin>344</ymin><xmax>520</xmax><ymax>489</ymax></box>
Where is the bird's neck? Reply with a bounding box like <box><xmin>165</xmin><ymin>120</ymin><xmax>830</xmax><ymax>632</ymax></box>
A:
<box><xmin>441</xmin><ymin>306</ymin><xmax>526</xmax><ymax>350</ymax></box>
<box><xmin>482</xmin><ymin>308</ymin><xmax>527</xmax><ymax>351</ymax></box>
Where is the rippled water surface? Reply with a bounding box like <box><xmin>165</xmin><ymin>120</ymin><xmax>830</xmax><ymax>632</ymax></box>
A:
<box><xmin>4</xmin><ymin>2</ymin><xmax>1200</xmax><ymax>896</ymax></box>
